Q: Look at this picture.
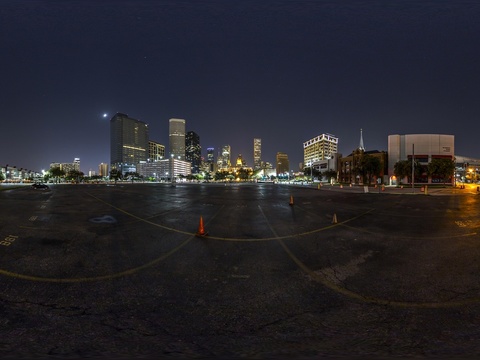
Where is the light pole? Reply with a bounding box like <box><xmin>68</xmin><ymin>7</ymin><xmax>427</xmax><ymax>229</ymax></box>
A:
<box><xmin>170</xmin><ymin>154</ymin><xmax>176</xmax><ymax>186</ymax></box>
<box><xmin>308</xmin><ymin>161</ymin><xmax>313</xmax><ymax>183</ymax></box>
<box><xmin>411</xmin><ymin>144</ymin><xmax>415</xmax><ymax>193</ymax></box>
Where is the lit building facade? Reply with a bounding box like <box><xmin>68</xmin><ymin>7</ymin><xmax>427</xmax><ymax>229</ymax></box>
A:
<box><xmin>276</xmin><ymin>152</ymin><xmax>290</xmax><ymax>176</ymax></box>
<box><xmin>388</xmin><ymin>134</ymin><xmax>455</xmax><ymax>184</ymax></box>
<box><xmin>253</xmin><ymin>138</ymin><xmax>261</xmax><ymax>170</ymax></box>
<box><xmin>110</xmin><ymin>113</ymin><xmax>149</xmax><ymax>174</ymax></box>
<box><xmin>186</xmin><ymin>131</ymin><xmax>201</xmax><ymax>174</ymax></box>
<box><xmin>137</xmin><ymin>158</ymin><xmax>191</xmax><ymax>180</ymax></box>
<box><xmin>303</xmin><ymin>133</ymin><xmax>338</xmax><ymax>169</ymax></box>
<box><xmin>219</xmin><ymin>145</ymin><xmax>231</xmax><ymax>170</ymax></box>
<box><xmin>50</xmin><ymin>158</ymin><xmax>81</xmax><ymax>174</ymax></box>
<box><xmin>169</xmin><ymin>118</ymin><xmax>186</xmax><ymax>160</ymax></box>
<box><xmin>235</xmin><ymin>154</ymin><xmax>247</xmax><ymax>168</ymax></box>
<box><xmin>148</xmin><ymin>141</ymin><xmax>165</xmax><ymax>161</ymax></box>
<box><xmin>206</xmin><ymin>147</ymin><xmax>215</xmax><ymax>172</ymax></box>
<box><xmin>98</xmin><ymin>163</ymin><xmax>109</xmax><ymax>177</ymax></box>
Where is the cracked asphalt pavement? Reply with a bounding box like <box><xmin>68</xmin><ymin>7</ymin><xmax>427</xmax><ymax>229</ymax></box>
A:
<box><xmin>0</xmin><ymin>183</ymin><xmax>480</xmax><ymax>358</ymax></box>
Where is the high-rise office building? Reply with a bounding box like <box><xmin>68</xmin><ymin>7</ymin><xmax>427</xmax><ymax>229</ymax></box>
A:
<box><xmin>185</xmin><ymin>131</ymin><xmax>201</xmax><ymax>174</ymax></box>
<box><xmin>220</xmin><ymin>145</ymin><xmax>231</xmax><ymax>169</ymax></box>
<box><xmin>276</xmin><ymin>152</ymin><xmax>290</xmax><ymax>175</ymax></box>
<box><xmin>206</xmin><ymin>147</ymin><xmax>215</xmax><ymax>172</ymax></box>
<box><xmin>98</xmin><ymin>163</ymin><xmax>109</xmax><ymax>177</ymax></box>
<box><xmin>149</xmin><ymin>141</ymin><xmax>166</xmax><ymax>161</ymax></box>
<box><xmin>110</xmin><ymin>113</ymin><xmax>149</xmax><ymax>174</ymax></box>
<box><xmin>169</xmin><ymin>118</ymin><xmax>186</xmax><ymax>160</ymax></box>
<box><xmin>303</xmin><ymin>133</ymin><xmax>338</xmax><ymax>168</ymax></box>
<box><xmin>253</xmin><ymin>138</ymin><xmax>261</xmax><ymax>170</ymax></box>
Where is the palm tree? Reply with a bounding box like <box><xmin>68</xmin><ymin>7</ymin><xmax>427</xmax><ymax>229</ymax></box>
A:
<box><xmin>109</xmin><ymin>169</ymin><xmax>122</xmax><ymax>183</ymax></box>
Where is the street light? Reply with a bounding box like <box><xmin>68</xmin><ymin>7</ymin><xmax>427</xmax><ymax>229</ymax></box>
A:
<box><xmin>310</xmin><ymin>162</ymin><xmax>313</xmax><ymax>183</ymax></box>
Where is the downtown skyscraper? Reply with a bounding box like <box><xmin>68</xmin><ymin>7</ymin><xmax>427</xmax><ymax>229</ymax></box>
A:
<box><xmin>169</xmin><ymin>118</ymin><xmax>186</xmax><ymax>160</ymax></box>
<box><xmin>276</xmin><ymin>152</ymin><xmax>290</xmax><ymax>176</ymax></box>
<box><xmin>110</xmin><ymin>112</ymin><xmax>149</xmax><ymax>174</ymax></box>
<box><xmin>253</xmin><ymin>138</ymin><xmax>261</xmax><ymax>170</ymax></box>
<box><xmin>206</xmin><ymin>147</ymin><xmax>215</xmax><ymax>172</ymax></box>
<box><xmin>185</xmin><ymin>131</ymin><xmax>201</xmax><ymax>174</ymax></box>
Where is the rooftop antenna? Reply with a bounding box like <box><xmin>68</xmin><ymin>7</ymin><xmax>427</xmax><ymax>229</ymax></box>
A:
<box><xmin>359</xmin><ymin>128</ymin><xmax>365</xmax><ymax>151</ymax></box>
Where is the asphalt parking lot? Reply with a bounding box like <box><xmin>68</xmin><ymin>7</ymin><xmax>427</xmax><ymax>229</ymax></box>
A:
<box><xmin>1</xmin><ymin>182</ymin><xmax>480</xmax><ymax>358</ymax></box>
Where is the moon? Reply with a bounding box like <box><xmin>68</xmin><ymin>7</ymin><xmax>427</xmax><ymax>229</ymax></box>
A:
<box><xmin>103</xmin><ymin>113</ymin><xmax>108</xmax><ymax>118</ymax></box>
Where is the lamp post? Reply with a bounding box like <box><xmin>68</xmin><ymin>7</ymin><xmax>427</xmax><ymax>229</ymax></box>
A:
<box><xmin>308</xmin><ymin>161</ymin><xmax>313</xmax><ymax>183</ymax></box>
<box><xmin>170</xmin><ymin>154</ymin><xmax>176</xmax><ymax>186</ymax></box>
<box><xmin>411</xmin><ymin>144</ymin><xmax>415</xmax><ymax>193</ymax></box>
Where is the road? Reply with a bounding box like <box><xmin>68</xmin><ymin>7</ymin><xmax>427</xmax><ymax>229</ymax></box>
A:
<box><xmin>0</xmin><ymin>183</ymin><xmax>479</xmax><ymax>358</ymax></box>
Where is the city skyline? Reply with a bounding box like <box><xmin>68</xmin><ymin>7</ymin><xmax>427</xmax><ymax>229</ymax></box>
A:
<box><xmin>2</xmin><ymin>1</ymin><xmax>480</xmax><ymax>173</ymax></box>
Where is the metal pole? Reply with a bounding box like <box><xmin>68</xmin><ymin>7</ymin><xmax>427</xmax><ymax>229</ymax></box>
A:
<box><xmin>412</xmin><ymin>144</ymin><xmax>415</xmax><ymax>193</ymax></box>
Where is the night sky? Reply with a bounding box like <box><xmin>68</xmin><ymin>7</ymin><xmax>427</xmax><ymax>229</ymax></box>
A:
<box><xmin>2</xmin><ymin>0</ymin><xmax>480</xmax><ymax>174</ymax></box>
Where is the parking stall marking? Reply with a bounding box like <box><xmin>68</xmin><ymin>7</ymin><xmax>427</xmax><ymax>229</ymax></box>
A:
<box><xmin>0</xmin><ymin>235</ymin><xmax>18</xmax><ymax>247</ymax></box>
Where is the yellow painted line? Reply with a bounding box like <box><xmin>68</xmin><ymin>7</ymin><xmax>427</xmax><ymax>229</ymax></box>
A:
<box><xmin>86</xmin><ymin>192</ymin><xmax>376</xmax><ymax>242</ymax></box>
<box><xmin>87</xmin><ymin>193</ymin><xmax>196</xmax><ymax>237</ymax></box>
<box><xmin>340</xmin><ymin>223</ymin><xmax>478</xmax><ymax>240</ymax></box>
<box><xmin>256</xmin><ymin>206</ymin><xmax>480</xmax><ymax>309</ymax></box>
<box><xmin>277</xmin><ymin>238</ymin><xmax>480</xmax><ymax>308</ymax></box>
<box><xmin>0</xmin><ymin>195</ymin><xmax>222</xmax><ymax>283</ymax></box>
<box><xmin>0</xmin><ymin>236</ymin><xmax>193</xmax><ymax>283</ymax></box>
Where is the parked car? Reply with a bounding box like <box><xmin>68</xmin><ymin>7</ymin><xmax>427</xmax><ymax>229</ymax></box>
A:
<box><xmin>32</xmin><ymin>183</ymin><xmax>49</xmax><ymax>190</ymax></box>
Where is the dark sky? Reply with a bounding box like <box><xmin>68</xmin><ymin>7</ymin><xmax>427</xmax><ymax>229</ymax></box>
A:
<box><xmin>2</xmin><ymin>0</ymin><xmax>480</xmax><ymax>173</ymax></box>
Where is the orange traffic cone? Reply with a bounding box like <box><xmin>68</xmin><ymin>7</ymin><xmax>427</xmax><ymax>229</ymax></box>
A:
<box><xmin>289</xmin><ymin>195</ymin><xmax>294</xmax><ymax>206</ymax></box>
<box><xmin>196</xmin><ymin>216</ymin><xmax>208</xmax><ymax>237</ymax></box>
<box><xmin>332</xmin><ymin>213</ymin><xmax>338</xmax><ymax>224</ymax></box>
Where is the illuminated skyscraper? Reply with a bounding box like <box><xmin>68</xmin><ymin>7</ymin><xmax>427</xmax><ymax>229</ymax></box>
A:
<box><xmin>98</xmin><ymin>163</ymin><xmax>109</xmax><ymax>177</ymax></box>
<box><xmin>276</xmin><ymin>152</ymin><xmax>289</xmax><ymax>175</ymax></box>
<box><xmin>206</xmin><ymin>147</ymin><xmax>215</xmax><ymax>172</ymax></box>
<box><xmin>110</xmin><ymin>112</ymin><xmax>149</xmax><ymax>174</ymax></box>
<box><xmin>253</xmin><ymin>138</ymin><xmax>261</xmax><ymax>170</ymax></box>
<box><xmin>169</xmin><ymin>118</ymin><xmax>186</xmax><ymax>160</ymax></box>
<box><xmin>186</xmin><ymin>131</ymin><xmax>201</xmax><ymax>174</ymax></box>
<box><xmin>221</xmin><ymin>145</ymin><xmax>231</xmax><ymax>169</ymax></box>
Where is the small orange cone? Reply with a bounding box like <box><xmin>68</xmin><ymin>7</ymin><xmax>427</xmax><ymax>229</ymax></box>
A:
<box><xmin>196</xmin><ymin>216</ymin><xmax>208</xmax><ymax>237</ymax></box>
<box><xmin>332</xmin><ymin>213</ymin><xmax>338</xmax><ymax>224</ymax></box>
<box><xmin>289</xmin><ymin>195</ymin><xmax>294</xmax><ymax>206</ymax></box>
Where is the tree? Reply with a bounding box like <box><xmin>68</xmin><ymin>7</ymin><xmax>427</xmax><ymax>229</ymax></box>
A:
<box><xmin>427</xmin><ymin>158</ymin><xmax>455</xmax><ymax>183</ymax></box>
<box><xmin>360</xmin><ymin>155</ymin><xmax>382</xmax><ymax>184</ymax></box>
<box><xmin>49</xmin><ymin>167</ymin><xmax>66</xmax><ymax>183</ymax></box>
<box><xmin>0</xmin><ymin>171</ymin><xmax>4</xmax><ymax>182</ymax></box>
<box><xmin>323</xmin><ymin>169</ymin><xmax>337</xmax><ymax>183</ymax></box>
<box><xmin>109</xmin><ymin>169</ymin><xmax>122</xmax><ymax>183</ymax></box>
<box><xmin>66</xmin><ymin>169</ymin><xmax>83</xmax><ymax>182</ymax></box>
<box><xmin>304</xmin><ymin>166</ymin><xmax>320</xmax><ymax>181</ymax></box>
<box><xmin>214</xmin><ymin>170</ymin><xmax>229</xmax><ymax>181</ymax></box>
<box><xmin>236</xmin><ymin>168</ymin><xmax>251</xmax><ymax>181</ymax></box>
<box><xmin>394</xmin><ymin>159</ymin><xmax>421</xmax><ymax>184</ymax></box>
